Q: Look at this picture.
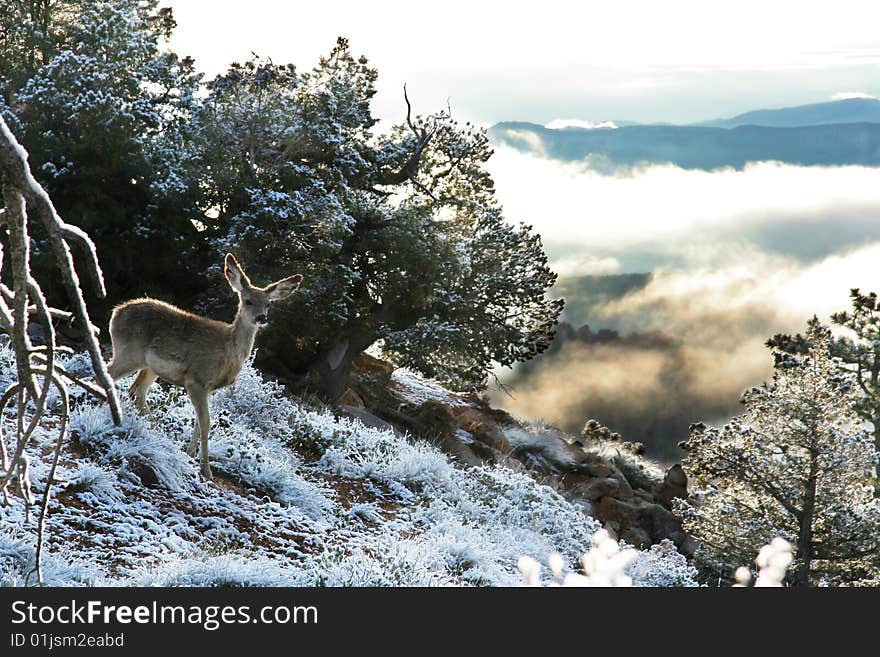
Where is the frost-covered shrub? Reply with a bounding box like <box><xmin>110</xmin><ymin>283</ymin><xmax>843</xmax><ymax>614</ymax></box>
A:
<box><xmin>611</xmin><ymin>453</ymin><xmax>663</xmax><ymax>491</ymax></box>
<box><xmin>455</xmin><ymin>467</ymin><xmax>600</xmax><ymax>562</ymax></box>
<box><xmin>209</xmin><ymin>423</ymin><xmax>334</xmax><ymax>521</ymax></box>
<box><xmin>131</xmin><ymin>553</ymin><xmax>301</xmax><ymax>587</ymax></box>
<box><xmin>296</xmin><ymin>547</ymin><xmax>452</xmax><ymax>587</ymax></box>
<box><xmin>627</xmin><ymin>539</ymin><xmax>700</xmax><ymax>587</ymax></box>
<box><xmin>71</xmin><ymin>364</ymin><xmax>335</xmax><ymax>519</ymax></box>
<box><xmin>518</xmin><ymin>531</ymin><xmax>697</xmax><ymax>588</ymax></box>
<box><xmin>67</xmin><ymin>462</ymin><xmax>124</xmax><ymax>503</ymax></box>
<box><xmin>317</xmin><ymin>419</ymin><xmax>454</xmax><ymax>493</ymax></box>
<box><xmin>0</xmin><ymin>533</ymin><xmax>32</xmax><ymax>586</ymax></box>
<box><xmin>0</xmin><ymin>340</ymin><xmax>16</xmax><ymax>394</ymax></box>
<box><xmin>505</xmin><ymin>423</ymin><xmax>580</xmax><ymax>472</ymax></box>
<box><xmin>6</xmin><ymin>352</ymin><xmax>621</xmax><ymax>588</ymax></box>
<box><xmin>0</xmin><ymin>532</ymin><xmax>101</xmax><ymax>587</ymax></box>
<box><xmin>58</xmin><ymin>351</ymin><xmax>95</xmax><ymax>404</ymax></box>
<box><xmin>311</xmin><ymin>404</ymin><xmax>603</xmax><ymax>584</ymax></box>
<box><xmin>395</xmin><ymin>518</ymin><xmax>522</xmax><ymax>586</ymax></box>
<box><xmin>70</xmin><ymin>403</ymin><xmax>196</xmax><ymax>491</ymax></box>
<box><xmin>344</xmin><ymin>503</ymin><xmax>384</xmax><ymax>524</ymax></box>
<box><xmin>212</xmin><ymin>359</ymin><xmax>326</xmax><ymax>451</ymax></box>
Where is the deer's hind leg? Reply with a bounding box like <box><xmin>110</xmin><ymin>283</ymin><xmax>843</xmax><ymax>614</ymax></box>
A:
<box><xmin>129</xmin><ymin>368</ymin><xmax>158</xmax><ymax>413</ymax></box>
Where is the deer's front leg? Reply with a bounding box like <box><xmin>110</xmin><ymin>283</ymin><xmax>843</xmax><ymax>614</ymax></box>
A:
<box><xmin>186</xmin><ymin>415</ymin><xmax>200</xmax><ymax>457</ymax></box>
<box><xmin>185</xmin><ymin>382</ymin><xmax>212</xmax><ymax>480</ymax></box>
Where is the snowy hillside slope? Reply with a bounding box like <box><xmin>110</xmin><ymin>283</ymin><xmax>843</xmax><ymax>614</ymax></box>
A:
<box><xmin>0</xmin><ymin>342</ymin><xmax>697</xmax><ymax>587</ymax></box>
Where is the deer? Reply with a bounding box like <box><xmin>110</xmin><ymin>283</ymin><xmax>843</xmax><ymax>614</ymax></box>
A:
<box><xmin>106</xmin><ymin>254</ymin><xmax>303</xmax><ymax>479</ymax></box>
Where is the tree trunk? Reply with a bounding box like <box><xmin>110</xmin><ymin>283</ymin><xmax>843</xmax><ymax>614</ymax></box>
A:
<box><xmin>793</xmin><ymin>449</ymin><xmax>819</xmax><ymax>586</ymax></box>
<box><xmin>308</xmin><ymin>330</ymin><xmax>377</xmax><ymax>401</ymax></box>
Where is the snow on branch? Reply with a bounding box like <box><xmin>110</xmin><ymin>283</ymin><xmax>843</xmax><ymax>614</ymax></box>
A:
<box><xmin>0</xmin><ymin>115</ymin><xmax>121</xmax><ymax>584</ymax></box>
<box><xmin>0</xmin><ymin>115</ymin><xmax>120</xmax><ymax>424</ymax></box>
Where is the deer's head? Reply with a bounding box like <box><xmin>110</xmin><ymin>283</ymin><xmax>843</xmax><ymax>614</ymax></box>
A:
<box><xmin>224</xmin><ymin>253</ymin><xmax>302</xmax><ymax>327</ymax></box>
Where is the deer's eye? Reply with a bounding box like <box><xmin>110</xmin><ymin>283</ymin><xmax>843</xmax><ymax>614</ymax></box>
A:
<box><xmin>244</xmin><ymin>300</ymin><xmax>253</xmax><ymax>306</ymax></box>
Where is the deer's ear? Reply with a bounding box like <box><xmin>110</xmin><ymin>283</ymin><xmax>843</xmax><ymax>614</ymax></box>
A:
<box><xmin>266</xmin><ymin>274</ymin><xmax>303</xmax><ymax>301</ymax></box>
<box><xmin>224</xmin><ymin>253</ymin><xmax>249</xmax><ymax>292</ymax></box>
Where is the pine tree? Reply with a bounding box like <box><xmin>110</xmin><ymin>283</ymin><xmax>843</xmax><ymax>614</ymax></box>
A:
<box><xmin>676</xmin><ymin>322</ymin><xmax>880</xmax><ymax>586</ymax></box>
<box><xmin>1</xmin><ymin>0</ymin><xmax>204</xmax><ymax>313</ymax></box>
<box><xmin>770</xmin><ymin>293</ymin><xmax>880</xmax><ymax>481</ymax></box>
<box><xmin>195</xmin><ymin>41</ymin><xmax>562</xmax><ymax>397</ymax></box>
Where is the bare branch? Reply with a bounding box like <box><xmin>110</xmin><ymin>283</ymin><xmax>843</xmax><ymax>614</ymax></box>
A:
<box><xmin>29</xmin><ymin>359</ymin><xmax>109</xmax><ymax>401</ymax></box>
<box><xmin>377</xmin><ymin>85</ymin><xmax>444</xmax><ymax>187</ymax></box>
<box><xmin>25</xmin><ymin>374</ymin><xmax>68</xmax><ymax>587</ymax></box>
<box><xmin>0</xmin><ymin>115</ymin><xmax>123</xmax><ymax>580</ymax></box>
<box><xmin>0</xmin><ymin>115</ymin><xmax>120</xmax><ymax>424</ymax></box>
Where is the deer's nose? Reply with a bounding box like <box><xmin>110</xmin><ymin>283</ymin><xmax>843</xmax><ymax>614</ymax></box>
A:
<box><xmin>256</xmin><ymin>313</ymin><xmax>268</xmax><ymax>325</ymax></box>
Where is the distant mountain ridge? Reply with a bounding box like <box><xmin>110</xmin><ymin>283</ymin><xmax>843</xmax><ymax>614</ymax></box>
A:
<box><xmin>491</xmin><ymin>121</ymin><xmax>880</xmax><ymax>170</ymax></box>
<box><xmin>694</xmin><ymin>97</ymin><xmax>880</xmax><ymax>129</ymax></box>
<box><xmin>490</xmin><ymin>98</ymin><xmax>880</xmax><ymax>170</ymax></box>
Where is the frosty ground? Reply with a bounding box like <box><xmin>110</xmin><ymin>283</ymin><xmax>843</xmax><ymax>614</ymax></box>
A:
<box><xmin>0</xmin><ymin>342</ymin><xmax>697</xmax><ymax>587</ymax></box>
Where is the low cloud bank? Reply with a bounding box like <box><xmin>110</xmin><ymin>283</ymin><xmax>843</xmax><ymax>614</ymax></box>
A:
<box><xmin>487</xmin><ymin>148</ymin><xmax>880</xmax><ymax>458</ymax></box>
<box><xmin>488</xmin><ymin>146</ymin><xmax>880</xmax><ymax>273</ymax></box>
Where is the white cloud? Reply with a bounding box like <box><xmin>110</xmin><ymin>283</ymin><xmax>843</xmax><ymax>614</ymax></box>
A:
<box><xmin>487</xmin><ymin>146</ymin><xmax>880</xmax><ymax>259</ymax></box>
<box><xmin>490</xmin><ymin>145</ymin><xmax>880</xmax><ymax>353</ymax></box>
<box><xmin>831</xmin><ymin>91</ymin><xmax>878</xmax><ymax>100</ymax></box>
<box><xmin>544</xmin><ymin>119</ymin><xmax>618</xmax><ymax>130</ymax></box>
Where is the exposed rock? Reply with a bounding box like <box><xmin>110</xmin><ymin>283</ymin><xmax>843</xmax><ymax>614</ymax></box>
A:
<box><xmin>665</xmin><ymin>463</ymin><xmax>687</xmax><ymax>487</ymax></box>
<box><xmin>351</xmin><ymin>352</ymin><xmax>396</xmax><ymax>382</ymax></box>
<box><xmin>470</xmin><ymin>423</ymin><xmax>510</xmax><ymax>453</ymax></box>
<box><xmin>433</xmin><ymin>433</ymin><xmax>487</xmax><ymax>468</ymax></box>
<box><xmin>609</xmin><ymin>470</ymin><xmax>635</xmax><ymax>501</ymax></box>
<box><xmin>580</xmin><ymin>477</ymin><xmax>620</xmax><ymax>501</ymax></box>
<box><xmin>634</xmin><ymin>488</ymin><xmax>654</xmax><ymax>503</ymax></box>
<box><xmin>621</xmin><ymin>527</ymin><xmax>652</xmax><ymax>549</ymax></box>
<box><xmin>343</xmin><ymin>351</ymin><xmax>697</xmax><ymax>555</ymax></box>
<box><xmin>451</xmin><ymin>407</ymin><xmax>511</xmax><ymax>453</ymax></box>
<box><xmin>338</xmin><ymin>388</ymin><xmax>365</xmax><ymax>408</ymax></box>
<box><xmin>455</xmin><ymin>394</ymin><xmax>519</xmax><ymax>427</ymax></box>
<box><xmin>410</xmin><ymin>399</ymin><xmax>460</xmax><ymax>438</ymax></box>
<box><xmin>659</xmin><ymin>463</ymin><xmax>688</xmax><ymax>508</ymax></box>
<box><xmin>581</xmin><ymin>458</ymin><xmax>612</xmax><ymax>479</ymax></box>
<box><xmin>595</xmin><ymin>497</ymin><xmax>693</xmax><ymax>555</ymax></box>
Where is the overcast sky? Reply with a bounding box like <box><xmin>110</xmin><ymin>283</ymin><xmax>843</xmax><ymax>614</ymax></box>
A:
<box><xmin>167</xmin><ymin>0</ymin><xmax>880</xmax><ymax>125</ymax></box>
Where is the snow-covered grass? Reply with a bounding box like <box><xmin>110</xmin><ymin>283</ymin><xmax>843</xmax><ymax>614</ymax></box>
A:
<box><xmin>0</xmin><ymin>342</ymin><xmax>695</xmax><ymax>587</ymax></box>
<box><xmin>0</xmin><ymin>531</ymin><xmax>104</xmax><ymax>587</ymax></box>
<box><xmin>71</xmin><ymin>401</ymin><xmax>198</xmax><ymax>491</ymax></box>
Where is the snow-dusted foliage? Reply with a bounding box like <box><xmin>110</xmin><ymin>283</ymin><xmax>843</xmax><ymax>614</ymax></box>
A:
<box><xmin>193</xmin><ymin>38</ymin><xmax>562</xmax><ymax>395</ymax></box>
<box><xmin>67</xmin><ymin>462</ymin><xmax>124</xmax><ymax>503</ymax></box>
<box><xmin>70</xmin><ymin>402</ymin><xmax>197</xmax><ymax>492</ymax></box>
<box><xmin>676</xmin><ymin>323</ymin><xmax>880</xmax><ymax>586</ymax></box>
<box><xmin>0</xmin><ymin>531</ymin><xmax>102</xmax><ymax>587</ymax></box>
<box><xmin>626</xmin><ymin>539</ymin><xmax>700</xmax><ymax>587</ymax></box>
<box><xmin>0</xmin><ymin>344</ymin><xmax>698</xmax><ymax>587</ymax></box>
<box><xmin>3</xmin><ymin>0</ymin><xmax>204</xmax><ymax>308</ymax></box>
